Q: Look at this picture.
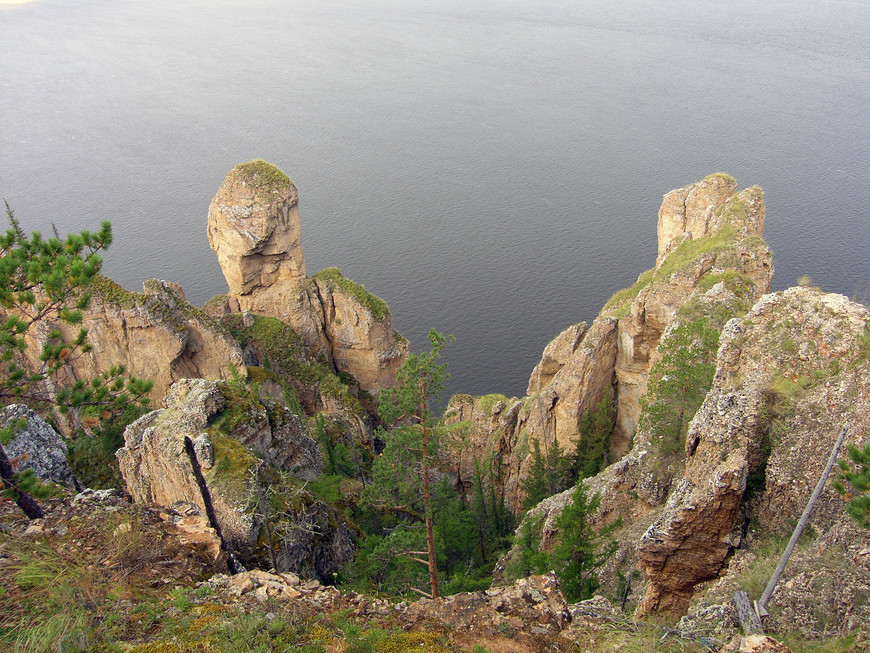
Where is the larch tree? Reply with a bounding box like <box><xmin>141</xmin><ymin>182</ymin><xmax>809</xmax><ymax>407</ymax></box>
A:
<box><xmin>377</xmin><ymin>329</ymin><xmax>453</xmax><ymax>598</ymax></box>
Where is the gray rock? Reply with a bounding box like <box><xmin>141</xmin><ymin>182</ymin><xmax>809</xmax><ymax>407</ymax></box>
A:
<box><xmin>1</xmin><ymin>404</ymin><xmax>76</xmax><ymax>488</ymax></box>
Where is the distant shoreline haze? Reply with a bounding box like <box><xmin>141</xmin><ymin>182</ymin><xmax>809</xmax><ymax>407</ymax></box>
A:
<box><xmin>2</xmin><ymin>0</ymin><xmax>868</xmax><ymax>399</ymax></box>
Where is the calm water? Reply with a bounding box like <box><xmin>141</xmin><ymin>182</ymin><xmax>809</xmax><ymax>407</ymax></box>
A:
<box><xmin>2</xmin><ymin>0</ymin><xmax>869</xmax><ymax>400</ymax></box>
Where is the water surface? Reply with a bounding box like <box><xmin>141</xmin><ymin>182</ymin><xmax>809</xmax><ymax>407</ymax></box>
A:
<box><xmin>2</xmin><ymin>0</ymin><xmax>869</xmax><ymax>399</ymax></box>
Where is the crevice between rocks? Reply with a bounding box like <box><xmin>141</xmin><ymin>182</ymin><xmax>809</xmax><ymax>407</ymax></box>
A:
<box><xmin>183</xmin><ymin>435</ymin><xmax>240</xmax><ymax>574</ymax></box>
<box><xmin>313</xmin><ymin>281</ymin><xmax>338</xmax><ymax>374</ymax></box>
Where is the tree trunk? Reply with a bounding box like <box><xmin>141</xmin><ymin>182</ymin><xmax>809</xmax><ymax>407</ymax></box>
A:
<box><xmin>421</xmin><ymin>420</ymin><xmax>440</xmax><ymax>599</ymax></box>
<box><xmin>419</xmin><ymin>379</ymin><xmax>440</xmax><ymax>599</ymax></box>
<box><xmin>0</xmin><ymin>444</ymin><xmax>44</xmax><ymax>519</ymax></box>
<box><xmin>758</xmin><ymin>425</ymin><xmax>848</xmax><ymax>610</ymax></box>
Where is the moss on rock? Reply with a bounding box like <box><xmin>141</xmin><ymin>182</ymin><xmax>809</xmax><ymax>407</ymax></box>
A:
<box><xmin>232</xmin><ymin>159</ymin><xmax>293</xmax><ymax>190</ymax></box>
<box><xmin>313</xmin><ymin>267</ymin><xmax>390</xmax><ymax>321</ymax></box>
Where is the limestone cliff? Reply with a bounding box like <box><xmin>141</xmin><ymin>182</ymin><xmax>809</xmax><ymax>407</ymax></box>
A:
<box><xmin>20</xmin><ymin>277</ymin><xmax>246</xmax><ymax>405</ymax></box>
<box><xmin>206</xmin><ymin>160</ymin><xmax>408</xmax><ymax>395</ymax></box>
<box><xmin>446</xmin><ymin>175</ymin><xmax>772</xmax><ymax>513</ymax></box>
<box><xmin>498</xmin><ymin>285</ymin><xmax>870</xmax><ymax>636</ymax></box>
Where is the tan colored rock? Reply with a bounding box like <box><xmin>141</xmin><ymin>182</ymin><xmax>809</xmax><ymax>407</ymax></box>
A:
<box><xmin>207</xmin><ymin>160</ymin><xmax>305</xmax><ymax>295</ymax></box>
<box><xmin>117</xmin><ymin>378</ymin><xmax>353</xmax><ymax>579</ymax></box>
<box><xmin>636</xmin><ymin>287</ymin><xmax>870</xmax><ymax>617</ymax></box>
<box><xmin>21</xmin><ymin>277</ymin><xmax>246</xmax><ymax>406</ymax></box>
<box><xmin>400</xmin><ymin>573</ymin><xmax>571</xmax><ymax>636</ymax></box>
<box><xmin>313</xmin><ymin>270</ymin><xmax>409</xmax><ymax>393</ymax></box>
<box><xmin>207</xmin><ymin>162</ymin><xmax>407</xmax><ymax>395</ymax></box>
<box><xmin>657</xmin><ymin>173</ymin><xmax>742</xmax><ymax>265</ymax></box>
<box><xmin>613</xmin><ymin>183</ymin><xmax>771</xmax><ymax>455</ymax></box>
<box><xmin>527</xmin><ymin>322</ymin><xmax>588</xmax><ymax>395</ymax></box>
<box><xmin>171</xmin><ymin>515</ymin><xmax>224</xmax><ymax>562</ymax></box>
<box><xmin>718</xmin><ymin>635</ymin><xmax>792</xmax><ymax>653</ymax></box>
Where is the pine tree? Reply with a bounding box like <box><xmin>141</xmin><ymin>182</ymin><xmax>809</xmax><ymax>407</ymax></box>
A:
<box><xmin>574</xmin><ymin>394</ymin><xmax>615</xmax><ymax>480</ymax></box>
<box><xmin>377</xmin><ymin>329</ymin><xmax>453</xmax><ymax>598</ymax></box>
<box><xmin>834</xmin><ymin>441</ymin><xmax>870</xmax><ymax>529</ymax></box>
<box><xmin>0</xmin><ymin>205</ymin><xmax>152</xmax><ymax>515</ymax></box>
<box><xmin>521</xmin><ymin>439</ymin><xmax>550</xmax><ymax>510</ymax></box>
<box><xmin>641</xmin><ymin>318</ymin><xmax>719</xmax><ymax>454</ymax></box>
<box><xmin>550</xmin><ymin>482</ymin><xmax>621</xmax><ymax>602</ymax></box>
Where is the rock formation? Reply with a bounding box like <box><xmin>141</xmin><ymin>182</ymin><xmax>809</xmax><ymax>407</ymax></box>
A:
<box><xmin>21</xmin><ymin>276</ymin><xmax>246</xmax><ymax>405</ymax></box>
<box><xmin>206</xmin><ymin>160</ymin><xmax>408</xmax><ymax>395</ymax></box>
<box><xmin>206</xmin><ymin>160</ymin><xmax>306</xmax><ymax>295</ymax></box>
<box><xmin>400</xmin><ymin>572</ymin><xmax>572</xmax><ymax>638</ymax></box>
<box><xmin>637</xmin><ymin>286</ymin><xmax>870</xmax><ymax>616</ymax></box>
<box><xmin>0</xmin><ymin>404</ymin><xmax>77</xmax><ymax>489</ymax></box>
<box><xmin>117</xmin><ymin>378</ymin><xmax>353</xmax><ymax>580</ymax></box>
<box><xmin>446</xmin><ymin>174</ymin><xmax>772</xmax><ymax>513</ymax></box>
<box><xmin>499</xmin><ymin>285</ymin><xmax>870</xmax><ymax>636</ymax></box>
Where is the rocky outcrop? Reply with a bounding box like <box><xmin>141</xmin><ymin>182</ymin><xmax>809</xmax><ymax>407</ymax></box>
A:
<box><xmin>497</xmin><ymin>285</ymin><xmax>869</xmax><ymax>634</ymax></box>
<box><xmin>445</xmin><ymin>175</ymin><xmax>772</xmax><ymax>513</ymax></box>
<box><xmin>117</xmin><ymin>378</ymin><xmax>353</xmax><ymax>580</ymax></box>
<box><xmin>22</xmin><ymin>277</ymin><xmax>246</xmax><ymax>405</ymax></box>
<box><xmin>207</xmin><ymin>161</ymin><xmax>407</xmax><ymax>395</ymax></box>
<box><xmin>0</xmin><ymin>404</ymin><xmax>76</xmax><ymax>489</ymax></box>
<box><xmin>680</xmin><ymin>517</ymin><xmax>870</xmax><ymax>643</ymax></box>
<box><xmin>637</xmin><ymin>287</ymin><xmax>869</xmax><ymax>615</ymax></box>
<box><xmin>611</xmin><ymin>181</ymin><xmax>771</xmax><ymax>454</ymax></box>
<box><xmin>526</xmin><ymin>322</ymin><xmax>588</xmax><ymax>395</ymax></box>
<box><xmin>206</xmin><ymin>160</ymin><xmax>306</xmax><ymax>295</ymax></box>
<box><xmin>400</xmin><ymin>573</ymin><xmax>572</xmax><ymax>641</ymax></box>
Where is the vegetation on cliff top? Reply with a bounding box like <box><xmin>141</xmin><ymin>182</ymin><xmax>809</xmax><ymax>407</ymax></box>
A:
<box><xmin>234</xmin><ymin>159</ymin><xmax>293</xmax><ymax>189</ymax></box>
<box><xmin>0</xmin><ymin>210</ymin><xmax>152</xmax><ymax>509</ymax></box>
<box><xmin>314</xmin><ymin>267</ymin><xmax>391</xmax><ymax>322</ymax></box>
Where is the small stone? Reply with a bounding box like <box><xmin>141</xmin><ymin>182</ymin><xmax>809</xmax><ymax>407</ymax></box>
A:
<box><xmin>24</xmin><ymin>523</ymin><xmax>44</xmax><ymax>536</ymax></box>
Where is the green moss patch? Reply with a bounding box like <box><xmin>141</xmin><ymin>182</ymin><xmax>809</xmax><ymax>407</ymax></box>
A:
<box><xmin>703</xmin><ymin>172</ymin><xmax>736</xmax><ymax>184</ymax></box>
<box><xmin>478</xmin><ymin>393</ymin><xmax>510</xmax><ymax>415</ymax></box>
<box><xmin>222</xmin><ymin>313</ymin><xmax>365</xmax><ymax>414</ymax></box>
<box><xmin>204</xmin><ymin>431</ymin><xmax>261</xmax><ymax>501</ymax></box>
<box><xmin>233</xmin><ymin>159</ymin><xmax>293</xmax><ymax>189</ymax></box>
<box><xmin>313</xmin><ymin>267</ymin><xmax>390</xmax><ymax>321</ymax></box>
<box><xmin>603</xmin><ymin>222</ymin><xmax>765</xmax><ymax>319</ymax></box>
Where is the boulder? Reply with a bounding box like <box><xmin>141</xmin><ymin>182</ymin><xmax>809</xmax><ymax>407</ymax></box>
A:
<box><xmin>0</xmin><ymin>404</ymin><xmax>76</xmax><ymax>489</ymax></box>
<box><xmin>117</xmin><ymin>378</ymin><xmax>352</xmax><ymax>580</ymax></box>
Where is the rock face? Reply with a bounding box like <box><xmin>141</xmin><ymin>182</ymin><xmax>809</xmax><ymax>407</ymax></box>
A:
<box><xmin>637</xmin><ymin>287</ymin><xmax>870</xmax><ymax>615</ymax></box>
<box><xmin>498</xmin><ymin>286</ymin><xmax>870</xmax><ymax>635</ymax></box>
<box><xmin>612</xmin><ymin>180</ymin><xmax>771</xmax><ymax>453</ymax></box>
<box><xmin>117</xmin><ymin>378</ymin><xmax>353</xmax><ymax>580</ymax></box>
<box><xmin>207</xmin><ymin>160</ymin><xmax>306</xmax><ymax>295</ymax></box>
<box><xmin>22</xmin><ymin>277</ymin><xmax>246</xmax><ymax>405</ymax></box>
<box><xmin>207</xmin><ymin>161</ymin><xmax>408</xmax><ymax>395</ymax></box>
<box><xmin>0</xmin><ymin>404</ymin><xmax>76</xmax><ymax>489</ymax></box>
<box><xmin>445</xmin><ymin>175</ymin><xmax>772</xmax><ymax>513</ymax></box>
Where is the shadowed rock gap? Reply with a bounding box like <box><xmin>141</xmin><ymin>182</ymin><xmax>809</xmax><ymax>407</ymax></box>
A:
<box><xmin>184</xmin><ymin>435</ymin><xmax>240</xmax><ymax>575</ymax></box>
